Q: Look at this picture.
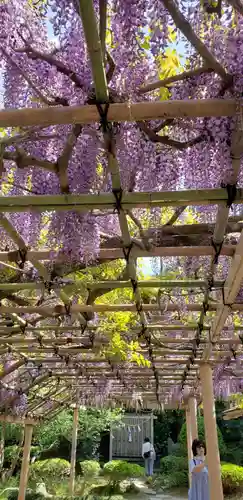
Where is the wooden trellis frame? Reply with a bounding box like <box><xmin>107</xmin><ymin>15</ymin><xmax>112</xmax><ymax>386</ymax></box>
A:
<box><xmin>0</xmin><ymin>0</ymin><xmax>242</xmax><ymax>427</ymax></box>
<box><xmin>0</xmin><ymin>117</ymin><xmax>243</xmax><ymax>415</ymax></box>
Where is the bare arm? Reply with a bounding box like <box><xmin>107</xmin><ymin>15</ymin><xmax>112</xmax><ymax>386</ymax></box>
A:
<box><xmin>191</xmin><ymin>457</ymin><xmax>207</xmax><ymax>474</ymax></box>
<box><xmin>193</xmin><ymin>462</ymin><xmax>205</xmax><ymax>473</ymax></box>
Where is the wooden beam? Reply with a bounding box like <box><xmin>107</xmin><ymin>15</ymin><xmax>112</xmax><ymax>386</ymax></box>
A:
<box><xmin>0</xmin><ymin>244</ymin><xmax>236</xmax><ymax>264</ymax></box>
<box><xmin>0</xmin><ymin>414</ymin><xmax>39</xmax><ymax>426</ymax></box>
<box><xmin>69</xmin><ymin>407</ymin><xmax>79</xmax><ymax>496</ymax></box>
<box><xmin>1</xmin><ymin>302</ymin><xmax>243</xmax><ymax>314</ymax></box>
<box><xmin>0</xmin><ymin>100</ymin><xmax>239</xmax><ymax>128</ymax></box>
<box><xmin>1</xmin><ymin>188</ymin><xmax>243</xmax><ymax>212</ymax></box>
<box><xmin>0</xmin><ymin>279</ymin><xmax>225</xmax><ymax>292</ymax></box>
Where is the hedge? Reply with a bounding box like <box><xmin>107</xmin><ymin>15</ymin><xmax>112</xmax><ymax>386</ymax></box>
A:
<box><xmin>103</xmin><ymin>460</ymin><xmax>144</xmax><ymax>479</ymax></box>
<box><xmin>80</xmin><ymin>460</ymin><xmax>101</xmax><ymax>477</ymax></box>
<box><xmin>29</xmin><ymin>458</ymin><xmax>70</xmax><ymax>480</ymax></box>
<box><xmin>160</xmin><ymin>455</ymin><xmax>187</xmax><ymax>475</ymax></box>
<box><xmin>221</xmin><ymin>463</ymin><xmax>243</xmax><ymax>494</ymax></box>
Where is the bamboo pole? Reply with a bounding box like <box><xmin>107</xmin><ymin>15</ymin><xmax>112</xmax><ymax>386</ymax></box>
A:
<box><xmin>1</xmin><ymin>302</ymin><xmax>243</xmax><ymax>314</ymax></box>
<box><xmin>2</xmin><ymin>323</ymin><xmax>243</xmax><ymax>334</ymax></box>
<box><xmin>0</xmin><ymin>100</ymin><xmax>239</xmax><ymax>128</ymax></box>
<box><xmin>200</xmin><ymin>363</ymin><xmax>223</xmax><ymax>500</ymax></box>
<box><xmin>100</xmin><ymin>245</ymin><xmax>235</xmax><ymax>258</ymax></box>
<box><xmin>69</xmin><ymin>407</ymin><xmax>79</xmax><ymax>496</ymax></box>
<box><xmin>0</xmin><ymin>244</ymin><xmax>236</xmax><ymax>264</ymax></box>
<box><xmin>1</xmin><ymin>336</ymin><xmax>240</xmax><ymax>345</ymax></box>
<box><xmin>1</xmin><ymin>324</ymin><xmax>243</xmax><ymax>334</ymax></box>
<box><xmin>186</xmin><ymin>408</ymin><xmax>193</xmax><ymax>486</ymax></box>
<box><xmin>188</xmin><ymin>397</ymin><xmax>198</xmax><ymax>440</ymax></box>
<box><xmin>0</xmin><ymin>346</ymin><xmax>231</xmax><ymax>355</ymax></box>
<box><xmin>0</xmin><ymin>188</ymin><xmax>243</xmax><ymax>212</ymax></box>
<box><xmin>18</xmin><ymin>424</ymin><xmax>33</xmax><ymax>500</ymax></box>
<box><xmin>0</xmin><ymin>278</ymin><xmax>225</xmax><ymax>292</ymax></box>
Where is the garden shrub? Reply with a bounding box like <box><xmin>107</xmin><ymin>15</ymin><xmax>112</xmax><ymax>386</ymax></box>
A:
<box><xmin>163</xmin><ymin>471</ymin><xmax>188</xmax><ymax>489</ymax></box>
<box><xmin>103</xmin><ymin>460</ymin><xmax>144</xmax><ymax>479</ymax></box>
<box><xmin>221</xmin><ymin>463</ymin><xmax>243</xmax><ymax>494</ymax></box>
<box><xmin>4</xmin><ymin>445</ymin><xmax>20</xmax><ymax>464</ymax></box>
<box><xmin>80</xmin><ymin>460</ymin><xmax>101</xmax><ymax>477</ymax></box>
<box><xmin>155</xmin><ymin>455</ymin><xmax>188</xmax><ymax>490</ymax></box>
<box><xmin>29</xmin><ymin>458</ymin><xmax>70</xmax><ymax>481</ymax></box>
<box><xmin>160</xmin><ymin>455</ymin><xmax>187</xmax><ymax>474</ymax></box>
<box><xmin>7</xmin><ymin>489</ymin><xmax>43</xmax><ymax>500</ymax></box>
<box><xmin>178</xmin><ymin>416</ymin><xmax>226</xmax><ymax>457</ymax></box>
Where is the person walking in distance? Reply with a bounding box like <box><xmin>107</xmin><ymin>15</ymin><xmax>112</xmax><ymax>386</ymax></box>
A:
<box><xmin>189</xmin><ymin>439</ymin><xmax>209</xmax><ymax>500</ymax></box>
<box><xmin>142</xmin><ymin>437</ymin><xmax>155</xmax><ymax>477</ymax></box>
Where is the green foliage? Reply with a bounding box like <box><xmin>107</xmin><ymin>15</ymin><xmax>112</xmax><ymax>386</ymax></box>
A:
<box><xmin>4</xmin><ymin>446</ymin><xmax>19</xmax><ymax>464</ymax></box>
<box><xmin>156</xmin><ymin>46</ymin><xmax>183</xmax><ymax>100</ymax></box>
<box><xmin>7</xmin><ymin>490</ymin><xmax>43</xmax><ymax>500</ymax></box>
<box><xmin>223</xmin><ymin>444</ymin><xmax>243</xmax><ymax>466</ymax></box>
<box><xmin>156</xmin><ymin>454</ymin><xmax>188</xmax><ymax>490</ymax></box>
<box><xmin>0</xmin><ymin>423</ymin><xmax>22</xmax><ymax>444</ymax></box>
<box><xmin>80</xmin><ymin>460</ymin><xmax>101</xmax><ymax>477</ymax></box>
<box><xmin>29</xmin><ymin>459</ymin><xmax>70</xmax><ymax>481</ymax></box>
<box><xmin>154</xmin><ymin>470</ymin><xmax>188</xmax><ymax>491</ymax></box>
<box><xmin>160</xmin><ymin>455</ymin><xmax>186</xmax><ymax>475</ymax></box>
<box><xmin>178</xmin><ymin>416</ymin><xmax>226</xmax><ymax>457</ymax></box>
<box><xmin>34</xmin><ymin>408</ymin><xmax>121</xmax><ymax>459</ymax></box>
<box><xmin>221</xmin><ymin>463</ymin><xmax>243</xmax><ymax>494</ymax></box>
<box><xmin>103</xmin><ymin>460</ymin><xmax>144</xmax><ymax>480</ymax></box>
<box><xmin>154</xmin><ymin>409</ymin><xmax>184</xmax><ymax>456</ymax></box>
<box><xmin>34</xmin><ymin>412</ymin><xmax>73</xmax><ymax>449</ymax></box>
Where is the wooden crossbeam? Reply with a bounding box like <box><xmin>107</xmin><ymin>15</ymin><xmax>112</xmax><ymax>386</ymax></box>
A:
<box><xmin>0</xmin><ymin>336</ymin><xmax>240</xmax><ymax>345</ymax></box>
<box><xmin>0</xmin><ymin>188</ymin><xmax>243</xmax><ymax>212</ymax></box>
<box><xmin>0</xmin><ymin>99</ymin><xmax>239</xmax><ymax>128</ymax></box>
<box><xmin>0</xmin><ymin>414</ymin><xmax>39</xmax><ymax>425</ymax></box>
<box><xmin>0</xmin><ymin>244</ymin><xmax>236</xmax><ymax>264</ymax></box>
<box><xmin>0</xmin><ymin>302</ymin><xmax>243</xmax><ymax>314</ymax></box>
<box><xmin>0</xmin><ymin>279</ymin><xmax>225</xmax><ymax>291</ymax></box>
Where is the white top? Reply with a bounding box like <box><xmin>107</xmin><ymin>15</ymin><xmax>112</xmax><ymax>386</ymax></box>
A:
<box><xmin>142</xmin><ymin>442</ymin><xmax>155</xmax><ymax>459</ymax></box>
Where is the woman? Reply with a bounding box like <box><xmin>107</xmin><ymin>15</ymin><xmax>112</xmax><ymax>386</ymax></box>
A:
<box><xmin>142</xmin><ymin>437</ymin><xmax>156</xmax><ymax>477</ymax></box>
<box><xmin>189</xmin><ymin>439</ymin><xmax>209</xmax><ymax>500</ymax></box>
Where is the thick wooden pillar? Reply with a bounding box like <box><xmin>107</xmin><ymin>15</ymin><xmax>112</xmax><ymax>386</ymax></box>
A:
<box><xmin>188</xmin><ymin>396</ymin><xmax>198</xmax><ymax>440</ymax></box>
<box><xmin>18</xmin><ymin>424</ymin><xmax>33</xmax><ymax>500</ymax></box>
<box><xmin>186</xmin><ymin>408</ymin><xmax>193</xmax><ymax>486</ymax></box>
<box><xmin>200</xmin><ymin>363</ymin><xmax>224</xmax><ymax>500</ymax></box>
<box><xmin>69</xmin><ymin>407</ymin><xmax>79</xmax><ymax>496</ymax></box>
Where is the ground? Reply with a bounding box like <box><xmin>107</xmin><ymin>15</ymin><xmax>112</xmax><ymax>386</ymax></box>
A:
<box><xmin>133</xmin><ymin>480</ymin><xmax>187</xmax><ymax>499</ymax></box>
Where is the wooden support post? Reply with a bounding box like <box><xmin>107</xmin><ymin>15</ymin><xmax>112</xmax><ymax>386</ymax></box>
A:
<box><xmin>18</xmin><ymin>424</ymin><xmax>33</xmax><ymax>500</ymax></box>
<box><xmin>69</xmin><ymin>407</ymin><xmax>79</xmax><ymax>496</ymax></box>
<box><xmin>150</xmin><ymin>411</ymin><xmax>154</xmax><ymax>445</ymax></box>
<box><xmin>186</xmin><ymin>408</ymin><xmax>193</xmax><ymax>487</ymax></box>
<box><xmin>188</xmin><ymin>397</ymin><xmax>198</xmax><ymax>440</ymax></box>
<box><xmin>109</xmin><ymin>428</ymin><xmax>113</xmax><ymax>461</ymax></box>
<box><xmin>200</xmin><ymin>363</ymin><xmax>224</xmax><ymax>500</ymax></box>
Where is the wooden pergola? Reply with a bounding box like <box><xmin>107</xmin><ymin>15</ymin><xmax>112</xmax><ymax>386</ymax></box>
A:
<box><xmin>1</xmin><ymin>1</ymin><xmax>243</xmax><ymax>500</ymax></box>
